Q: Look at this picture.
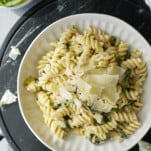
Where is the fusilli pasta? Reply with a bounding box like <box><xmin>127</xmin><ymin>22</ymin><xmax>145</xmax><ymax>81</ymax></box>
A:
<box><xmin>25</xmin><ymin>26</ymin><xmax>147</xmax><ymax>145</ymax></box>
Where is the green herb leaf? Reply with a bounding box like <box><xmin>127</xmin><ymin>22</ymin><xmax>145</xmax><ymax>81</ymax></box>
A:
<box><xmin>115</xmin><ymin>56</ymin><xmax>122</xmax><ymax>66</ymax></box>
<box><xmin>111</xmin><ymin>108</ymin><xmax>118</xmax><ymax>112</ymax></box>
<box><xmin>102</xmin><ymin>113</ymin><xmax>110</xmax><ymax>123</ymax></box>
<box><xmin>64</xmin><ymin>115</ymin><xmax>70</xmax><ymax>120</ymax></box>
<box><xmin>110</xmin><ymin>36</ymin><xmax>117</xmax><ymax>46</ymax></box>
<box><xmin>35</xmin><ymin>79</ymin><xmax>39</xmax><ymax>84</ymax></box>
<box><xmin>63</xmin><ymin>120</ymin><xmax>70</xmax><ymax>128</ymax></box>
<box><xmin>89</xmin><ymin>134</ymin><xmax>94</xmax><ymax>143</ymax></box>
<box><xmin>65</xmin><ymin>43</ymin><xmax>70</xmax><ymax>52</ymax></box>
<box><xmin>121</xmin><ymin>69</ymin><xmax>132</xmax><ymax>91</ymax></box>
<box><xmin>119</xmin><ymin>132</ymin><xmax>128</xmax><ymax>139</ymax></box>
<box><xmin>53</xmin><ymin>103</ymin><xmax>62</xmax><ymax>109</ymax></box>
<box><xmin>125</xmin><ymin>50</ymin><xmax>131</xmax><ymax>59</ymax></box>
<box><xmin>94</xmin><ymin>119</ymin><xmax>100</xmax><ymax>126</ymax></box>
<box><xmin>117</xmin><ymin>122</ymin><xmax>125</xmax><ymax>127</ymax></box>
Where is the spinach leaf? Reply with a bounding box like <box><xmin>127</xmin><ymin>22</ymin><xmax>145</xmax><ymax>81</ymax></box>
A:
<box><xmin>119</xmin><ymin>132</ymin><xmax>128</xmax><ymax>139</ymax></box>
<box><xmin>121</xmin><ymin>69</ymin><xmax>132</xmax><ymax>91</ymax></box>
<box><xmin>110</xmin><ymin>36</ymin><xmax>117</xmax><ymax>46</ymax></box>
<box><xmin>63</xmin><ymin>120</ymin><xmax>71</xmax><ymax>128</ymax></box>
<box><xmin>125</xmin><ymin>50</ymin><xmax>131</xmax><ymax>59</ymax></box>
<box><xmin>102</xmin><ymin>113</ymin><xmax>110</xmax><ymax>123</ymax></box>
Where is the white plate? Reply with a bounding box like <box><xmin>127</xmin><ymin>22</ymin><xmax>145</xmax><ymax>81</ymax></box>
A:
<box><xmin>17</xmin><ymin>13</ymin><xmax>151</xmax><ymax>151</ymax></box>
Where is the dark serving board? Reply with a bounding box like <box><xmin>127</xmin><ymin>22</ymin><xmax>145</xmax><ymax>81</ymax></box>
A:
<box><xmin>0</xmin><ymin>0</ymin><xmax>151</xmax><ymax>151</ymax></box>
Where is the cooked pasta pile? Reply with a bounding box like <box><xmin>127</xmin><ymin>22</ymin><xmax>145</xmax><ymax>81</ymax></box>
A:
<box><xmin>25</xmin><ymin>26</ymin><xmax>147</xmax><ymax>144</ymax></box>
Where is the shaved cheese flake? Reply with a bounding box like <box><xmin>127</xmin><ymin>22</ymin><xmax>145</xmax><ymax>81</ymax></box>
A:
<box><xmin>80</xmin><ymin>74</ymin><xmax>120</xmax><ymax>112</ymax></box>
<box><xmin>92</xmin><ymin>99</ymin><xmax>116</xmax><ymax>113</ymax></box>
<box><xmin>87</xmin><ymin>94</ymin><xmax>98</xmax><ymax>106</ymax></box>
<box><xmin>75</xmin><ymin>78</ymin><xmax>91</xmax><ymax>94</ymax></box>
<box><xmin>102</xmin><ymin>87</ymin><xmax>120</xmax><ymax>105</ymax></box>
<box><xmin>74</xmin><ymin>62</ymin><xmax>95</xmax><ymax>76</ymax></box>
<box><xmin>9</xmin><ymin>46</ymin><xmax>21</xmax><ymax>60</ymax></box>
<box><xmin>59</xmin><ymin>87</ymin><xmax>72</xmax><ymax>100</ymax></box>
<box><xmin>0</xmin><ymin>90</ymin><xmax>17</xmax><ymax>105</ymax></box>
<box><xmin>74</xmin><ymin>98</ymin><xmax>82</xmax><ymax>107</ymax></box>
<box><xmin>107</xmin><ymin>66</ymin><xmax>125</xmax><ymax>79</ymax></box>
<box><xmin>83</xmin><ymin>74</ymin><xmax>119</xmax><ymax>87</ymax></box>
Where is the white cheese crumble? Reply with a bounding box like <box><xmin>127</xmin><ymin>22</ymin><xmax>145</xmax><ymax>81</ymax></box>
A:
<box><xmin>0</xmin><ymin>90</ymin><xmax>17</xmax><ymax>106</ymax></box>
<box><xmin>9</xmin><ymin>46</ymin><xmax>21</xmax><ymax>60</ymax></box>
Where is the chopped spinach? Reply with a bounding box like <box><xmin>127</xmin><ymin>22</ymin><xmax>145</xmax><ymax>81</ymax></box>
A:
<box><xmin>117</xmin><ymin>122</ymin><xmax>125</xmax><ymax>127</ymax></box>
<box><xmin>89</xmin><ymin>134</ymin><xmax>94</xmax><ymax>143</ymax></box>
<box><xmin>119</xmin><ymin>132</ymin><xmax>128</xmax><ymax>139</ymax></box>
<box><xmin>110</xmin><ymin>36</ymin><xmax>117</xmax><ymax>46</ymax></box>
<box><xmin>115</xmin><ymin>56</ymin><xmax>122</xmax><ymax>66</ymax></box>
<box><xmin>121</xmin><ymin>69</ymin><xmax>132</xmax><ymax>91</ymax></box>
<box><xmin>66</xmin><ymin>43</ymin><xmax>70</xmax><ymax>52</ymax></box>
<box><xmin>53</xmin><ymin>103</ymin><xmax>62</xmax><ymax>109</ymax></box>
<box><xmin>111</xmin><ymin>108</ymin><xmax>124</xmax><ymax>112</ymax></box>
<box><xmin>35</xmin><ymin>79</ymin><xmax>39</xmax><ymax>84</ymax></box>
<box><xmin>89</xmin><ymin>134</ymin><xmax>106</xmax><ymax>144</ymax></box>
<box><xmin>94</xmin><ymin>119</ymin><xmax>100</xmax><ymax>126</ymax></box>
<box><xmin>111</xmin><ymin>108</ymin><xmax>118</xmax><ymax>112</ymax></box>
<box><xmin>63</xmin><ymin>120</ymin><xmax>71</xmax><ymax>128</ymax></box>
<box><xmin>78</xmin><ymin>52</ymin><xmax>82</xmax><ymax>57</ymax></box>
<box><xmin>125</xmin><ymin>50</ymin><xmax>131</xmax><ymax>60</ymax></box>
<box><xmin>64</xmin><ymin>115</ymin><xmax>70</xmax><ymax>120</ymax></box>
<box><xmin>102</xmin><ymin>113</ymin><xmax>110</xmax><ymax>123</ymax></box>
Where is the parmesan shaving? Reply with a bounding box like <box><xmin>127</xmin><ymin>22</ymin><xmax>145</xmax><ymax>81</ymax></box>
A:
<box><xmin>9</xmin><ymin>46</ymin><xmax>21</xmax><ymax>60</ymax></box>
<box><xmin>59</xmin><ymin>87</ymin><xmax>72</xmax><ymax>100</ymax></box>
<box><xmin>0</xmin><ymin>90</ymin><xmax>17</xmax><ymax>105</ymax></box>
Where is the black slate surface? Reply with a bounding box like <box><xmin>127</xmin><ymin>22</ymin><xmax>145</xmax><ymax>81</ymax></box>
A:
<box><xmin>0</xmin><ymin>0</ymin><xmax>151</xmax><ymax>151</ymax></box>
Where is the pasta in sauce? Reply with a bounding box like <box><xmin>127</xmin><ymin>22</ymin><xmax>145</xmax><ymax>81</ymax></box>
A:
<box><xmin>24</xmin><ymin>26</ymin><xmax>147</xmax><ymax>144</ymax></box>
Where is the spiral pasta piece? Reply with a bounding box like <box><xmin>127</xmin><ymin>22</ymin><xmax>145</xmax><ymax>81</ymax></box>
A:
<box><xmin>60</xmin><ymin>26</ymin><xmax>78</xmax><ymax>44</ymax></box>
<box><xmin>74</xmin><ymin>34</ymin><xmax>103</xmax><ymax>53</ymax></box>
<box><xmin>51</xmin><ymin>121</ymin><xmax>67</xmax><ymax>138</ymax></box>
<box><xmin>52</xmin><ymin>107</ymin><xmax>70</xmax><ymax>119</ymax></box>
<box><xmin>122</xmin><ymin>58</ymin><xmax>142</xmax><ymax>69</ymax></box>
<box><xmin>122</xmin><ymin>120</ymin><xmax>141</xmax><ymax>135</ymax></box>
<box><xmin>36</xmin><ymin>91</ymin><xmax>51</xmax><ymax>107</ymax></box>
<box><xmin>110</xmin><ymin>111</ymin><xmax>137</xmax><ymax>122</ymax></box>
<box><xmin>124</xmin><ymin>89</ymin><xmax>139</xmax><ymax>100</ymax></box>
<box><xmin>117</xmin><ymin>42</ymin><xmax>128</xmax><ymax>58</ymax></box>
<box><xmin>37</xmin><ymin>50</ymin><xmax>54</xmax><ymax>73</ymax></box>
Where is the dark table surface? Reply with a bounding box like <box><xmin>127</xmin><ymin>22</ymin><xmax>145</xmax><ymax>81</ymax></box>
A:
<box><xmin>0</xmin><ymin>0</ymin><xmax>151</xmax><ymax>151</ymax></box>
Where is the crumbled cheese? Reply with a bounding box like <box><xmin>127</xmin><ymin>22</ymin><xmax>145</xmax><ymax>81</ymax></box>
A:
<box><xmin>9</xmin><ymin>46</ymin><xmax>21</xmax><ymax>60</ymax></box>
<box><xmin>0</xmin><ymin>90</ymin><xmax>17</xmax><ymax>105</ymax></box>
